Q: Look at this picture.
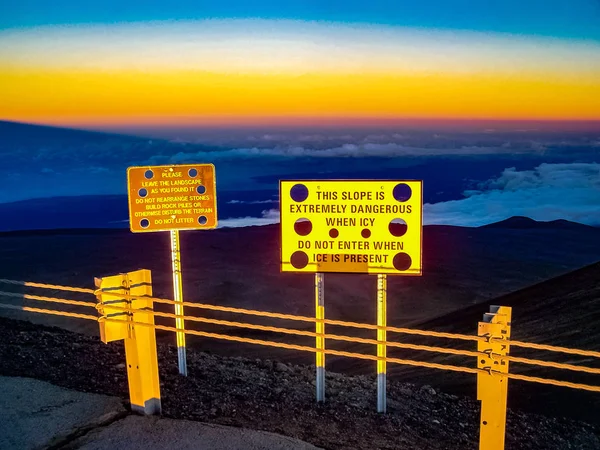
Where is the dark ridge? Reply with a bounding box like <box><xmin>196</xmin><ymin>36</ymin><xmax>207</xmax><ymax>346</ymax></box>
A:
<box><xmin>0</xmin><ymin>120</ymin><xmax>153</xmax><ymax>144</ymax></box>
<box><xmin>393</xmin><ymin>260</ymin><xmax>600</xmax><ymax>425</ymax></box>
<box><xmin>0</xmin><ymin>228</ymin><xmax>131</xmax><ymax>238</ymax></box>
<box><xmin>0</xmin><ymin>223</ymin><xmax>478</xmax><ymax>238</ymax></box>
<box><xmin>482</xmin><ymin>215</ymin><xmax>596</xmax><ymax>230</ymax></box>
<box><xmin>0</xmin><ymin>194</ymin><xmax>127</xmax><ymax>206</ymax></box>
<box><xmin>410</xmin><ymin>260</ymin><xmax>600</xmax><ymax>330</ymax></box>
<box><xmin>546</xmin><ymin>218</ymin><xmax>599</xmax><ymax>229</ymax></box>
<box><xmin>0</xmin><ymin>223</ymin><xmax>281</xmax><ymax>237</ymax></box>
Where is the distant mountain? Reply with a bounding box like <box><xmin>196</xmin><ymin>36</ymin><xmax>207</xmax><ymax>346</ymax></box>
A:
<box><xmin>0</xmin><ymin>120</ymin><xmax>150</xmax><ymax>147</ymax></box>
<box><xmin>0</xmin><ymin>119</ymin><xmax>223</xmax><ymax>155</ymax></box>
<box><xmin>482</xmin><ymin>215</ymin><xmax>597</xmax><ymax>230</ymax></box>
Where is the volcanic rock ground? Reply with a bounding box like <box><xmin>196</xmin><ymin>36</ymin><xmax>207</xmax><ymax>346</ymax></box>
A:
<box><xmin>1</xmin><ymin>316</ymin><xmax>599</xmax><ymax>450</ymax></box>
<box><xmin>2</xmin><ymin>223</ymin><xmax>600</xmax><ymax>448</ymax></box>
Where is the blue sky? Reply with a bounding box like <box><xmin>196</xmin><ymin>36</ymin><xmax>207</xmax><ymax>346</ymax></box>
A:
<box><xmin>2</xmin><ymin>0</ymin><xmax>600</xmax><ymax>41</ymax></box>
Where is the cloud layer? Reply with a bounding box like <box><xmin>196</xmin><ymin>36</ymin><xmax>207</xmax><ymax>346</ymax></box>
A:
<box><xmin>425</xmin><ymin>163</ymin><xmax>600</xmax><ymax>226</ymax></box>
<box><xmin>217</xmin><ymin>209</ymin><xmax>280</xmax><ymax>229</ymax></box>
<box><xmin>218</xmin><ymin>163</ymin><xmax>600</xmax><ymax>228</ymax></box>
<box><xmin>145</xmin><ymin>130</ymin><xmax>600</xmax><ymax>163</ymax></box>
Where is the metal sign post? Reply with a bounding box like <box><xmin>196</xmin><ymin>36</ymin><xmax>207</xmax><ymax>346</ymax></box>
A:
<box><xmin>279</xmin><ymin>179</ymin><xmax>423</xmax><ymax>413</ymax></box>
<box><xmin>126</xmin><ymin>163</ymin><xmax>218</xmax><ymax>377</ymax></box>
<box><xmin>171</xmin><ymin>230</ymin><xmax>187</xmax><ymax>376</ymax></box>
<box><xmin>377</xmin><ymin>273</ymin><xmax>387</xmax><ymax>413</ymax></box>
<box><xmin>315</xmin><ymin>272</ymin><xmax>325</xmax><ymax>402</ymax></box>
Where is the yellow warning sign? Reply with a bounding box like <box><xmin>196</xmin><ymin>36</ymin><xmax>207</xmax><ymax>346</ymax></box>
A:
<box><xmin>127</xmin><ymin>164</ymin><xmax>217</xmax><ymax>233</ymax></box>
<box><xmin>280</xmin><ymin>180</ymin><xmax>422</xmax><ymax>275</ymax></box>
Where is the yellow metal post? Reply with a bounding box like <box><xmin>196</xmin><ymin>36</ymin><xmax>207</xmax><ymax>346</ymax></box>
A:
<box><xmin>315</xmin><ymin>272</ymin><xmax>325</xmax><ymax>402</ymax></box>
<box><xmin>96</xmin><ymin>269</ymin><xmax>161</xmax><ymax>415</ymax></box>
<box><xmin>477</xmin><ymin>305</ymin><xmax>512</xmax><ymax>450</ymax></box>
<box><xmin>170</xmin><ymin>229</ymin><xmax>187</xmax><ymax>376</ymax></box>
<box><xmin>94</xmin><ymin>274</ymin><xmax>129</xmax><ymax>344</ymax></box>
<box><xmin>377</xmin><ymin>273</ymin><xmax>387</xmax><ymax>413</ymax></box>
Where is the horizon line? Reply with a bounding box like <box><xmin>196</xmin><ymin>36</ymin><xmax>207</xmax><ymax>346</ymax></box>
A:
<box><xmin>5</xmin><ymin>117</ymin><xmax>600</xmax><ymax>132</ymax></box>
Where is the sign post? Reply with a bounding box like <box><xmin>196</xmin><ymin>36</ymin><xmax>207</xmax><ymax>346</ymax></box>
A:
<box><xmin>377</xmin><ymin>273</ymin><xmax>387</xmax><ymax>413</ymax></box>
<box><xmin>280</xmin><ymin>180</ymin><xmax>423</xmax><ymax>411</ymax></box>
<box><xmin>170</xmin><ymin>229</ymin><xmax>187</xmax><ymax>376</ymax></box>
<box><xmin>315</xmin><ymin>272</ymin><xmax>325</xmax><ymax>402</ymax></box>
<box><xmin>127</xmin><ymin>164</ymin><xmax>218</xmax><ymax>376</ymax></box>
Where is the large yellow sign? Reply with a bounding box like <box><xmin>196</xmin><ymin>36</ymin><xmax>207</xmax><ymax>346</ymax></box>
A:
<box><xmin>280</xmin><ymin>180</ymin><xmax>422</xmax><ymax>275</ymax></box>
<box><xmin>127</xmin><ymin>164</ymin><xmax>217</xmax><ymax>233</ymax></box>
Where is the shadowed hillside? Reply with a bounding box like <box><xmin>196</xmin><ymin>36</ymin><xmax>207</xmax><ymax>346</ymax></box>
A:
<box><xmin>384</xmin><ymin>261</ymin><xmax>600</xmax><ymax>425</ymax></box>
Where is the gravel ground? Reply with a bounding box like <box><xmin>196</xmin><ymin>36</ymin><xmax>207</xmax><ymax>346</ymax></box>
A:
<box><xmin>1</xmin><ymin>316</ymin><xmax>598</xmax><ymax>450</ymax></box>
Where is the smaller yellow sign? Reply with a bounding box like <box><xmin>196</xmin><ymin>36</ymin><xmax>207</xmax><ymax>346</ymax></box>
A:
<box><xmin>280</xmin><ymin>180</ymin><xmax>423</xmax><ymax>275</ymax></box>
<box><xmin>127</xmin><ymin>164</ymin><xmax>217</xmax><ymax>233</ymax></box>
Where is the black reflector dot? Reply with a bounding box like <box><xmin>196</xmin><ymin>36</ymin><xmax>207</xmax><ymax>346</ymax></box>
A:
<box><xmin>389</xmin><ymin>218</ymin><xmax>408</xmax><ymax>237</ymax></box>
<box><xmin>393</xmin><ymin>183</ymin><xmax>412</xmax><ymax>202</ymax></box>
<box><xmin>294</xmin><ymin>218</ymin><xmax>312</xmax><ymax>236</ymax></box>
<box><xmin>290</xmin><ymin>184</ymin><xmax>309</xmax><ymax>202</ymax></box>
<box><xmin>290</xmin><ymin>251</ymin><xmax>309</xmax><ymax>269</ymax></box>
<box><xmin>393</xmin><ymin>253</ymin><xmax>412</xmax><ymax>271</ymax></box>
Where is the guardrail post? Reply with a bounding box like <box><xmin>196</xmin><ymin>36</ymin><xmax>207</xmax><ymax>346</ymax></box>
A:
<box><xmin>315</xmin><ymin>272</ymin><xmax>326</xmax><ymax>403</ymax></box>
<box><xmin>377</xmin><ymin>273</ymin><xmax>387</xmax><ymax>413</ymax></box>
<box><xmin>95</xmin><ymin>269</ymin><xmax>162</xmax><ymax>415</ymax></box>
<box><xmin>477</xmin><ymin>305</ymin><xmax>511</xmax><ymax>450</ymax></box>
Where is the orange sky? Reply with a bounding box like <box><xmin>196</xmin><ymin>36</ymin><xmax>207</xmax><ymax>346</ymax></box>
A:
<box><xmin>1</xmin><ymin>20</ymin><xmax>600</xmax><ymax>127</ymax></box>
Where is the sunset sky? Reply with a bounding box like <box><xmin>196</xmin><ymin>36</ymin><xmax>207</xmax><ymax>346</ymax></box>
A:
<box><xmin>1</xmin><ymin>1</ymin><xmax>600</xmax><ymax>129</ymax></box>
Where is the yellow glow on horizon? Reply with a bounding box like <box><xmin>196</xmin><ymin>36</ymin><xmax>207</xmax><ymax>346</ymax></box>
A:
<box><xmin>2</xmin><ymin>20</ymin><xmax>600</xmax><ymax>126</ymax></box>
<box><xmin>1</xmin><ymin>68</ymin><xmax>599</xmax><ymax>125</ymax></box>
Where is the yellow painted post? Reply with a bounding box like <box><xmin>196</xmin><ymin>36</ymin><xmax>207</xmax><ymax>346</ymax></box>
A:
<box><xmin>94</xmin><ymin>274</ymin><xmax>129</xmax><ymax>344</ymax></box>
<box><xmin>170</xmin><ymin>229</ymin><xmax>187</xmax><ymax>376</ymax></box>
<box><xmin>477</xmin><ymin>305</ymin><xmax>512</xmax><ymax>450</ymax></box>
<box><xmin>96</xmin><ymin>269</ymin><xmax>161</xmax><ymax>415</ymax></box>
<box><xmin>377</xmin><ymin>273</ymin><xmax>387</xmax><ymax>413</ymax></box>
<box><xmin>315</xmin><ymin>272</ymin><xmax>325</xmax><ymax>402</ymax></box>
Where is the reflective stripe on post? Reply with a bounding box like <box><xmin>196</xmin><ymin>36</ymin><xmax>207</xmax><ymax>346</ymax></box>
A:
<box><xmin>477</xmin><ymin>305</ymin><xmax>512</xmax><ymax>450</ymax></box>
<box><xmin>170</xmin><ymin>229</ymin><xmax>188</xmax><ymax>377</ymax></box>
<box><xmin>315</xmin><ymin>272</ymin><xmax>325</xmax><ymax>403</ymax></box>
<box><xmin>377</xmin><ymin>273</ymin><xmax>387</xmax><ymax>414</ymax></box>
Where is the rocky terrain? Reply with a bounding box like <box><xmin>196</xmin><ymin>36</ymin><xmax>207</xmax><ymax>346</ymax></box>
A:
<box><xmin>1</xmin><ymin>316</ymin><xmax>598</xmax><ymax>450</ymax></box>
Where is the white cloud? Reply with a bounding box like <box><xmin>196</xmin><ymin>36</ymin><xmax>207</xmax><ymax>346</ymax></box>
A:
<box><xmin>125</xmin><ymin>163</ymin><xmax>599</xmax><ymax>230</ymax></box>
<box><xmin>227</xmin><ymin>199</ymin><xmax>278</xmax><ymax>204</ymax></box>
<box><xmin>157</xmin><ymin>141</ymin><xmax>546</xmax><ymax>163</ymax></box>
<box><xmin>217</xmin><ymin>209</ymin><xmax>280</xmax><ymax>229</ymax></box>
<box><xmin>425</xmin><ymin>163</ymin><xmax>600</xmax><ymax>226</ymax></box>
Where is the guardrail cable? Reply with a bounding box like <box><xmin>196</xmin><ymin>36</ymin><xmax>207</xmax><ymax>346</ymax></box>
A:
<box><xmin>2</xmin><ymin>278</ymin><xmax>600</xmax><ymax>385</ymax></box>
<box><xmin>0</xmin><ymin>302</ymin><xmax>98</xmax><ymax>321</ymax></box>
<box><xmin>0</xmin><ymin>290</ymin><xmax>97</xmax><ymax>309</ymax></box>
